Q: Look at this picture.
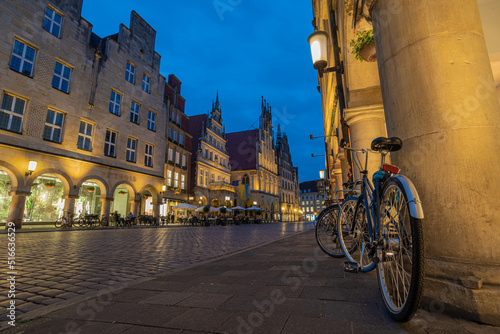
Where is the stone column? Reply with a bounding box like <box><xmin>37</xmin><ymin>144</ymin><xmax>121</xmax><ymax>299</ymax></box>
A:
<box><xmin>333</xmin><ymin>168</ymin><xmax>343</xmax><ymax>200</ymax></box>
<box><xmin>129</xmin><ymin>200</ymin><xmax>138</xmax><ymax>218</ymax></box>
<box><xmin>344</xmin><ymin>104</ymin><xmax>387</xmax><ymax>180</ymax></box>
<box><xmin>337</xmin><ymin>153</ymin><xmax>348</xmax><ymax>184</ymax></box>
<box><xmin>99</xmin><ymin>197</ymin><xmax>113</xmax><ymax>220</ymax></box>
<box><xmin>63</xmin><ymin>194</ymin><xmax>79</xmax><ymax>217</ymax></box>
<box><xmin>370</xmin><ymin>0</ymin><xmax>500</xmax><ymax>325</ymax></box>
<box><xmin>6</xmin><ymin>192</ymin><xmax>29</xmax><ymax>229</ymax></box>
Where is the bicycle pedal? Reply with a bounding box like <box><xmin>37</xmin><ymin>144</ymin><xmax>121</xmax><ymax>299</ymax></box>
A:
<box><xmin>343</xmin><ymin>261</ymin><xmax>359</xmax><ymax>273</ymax></box>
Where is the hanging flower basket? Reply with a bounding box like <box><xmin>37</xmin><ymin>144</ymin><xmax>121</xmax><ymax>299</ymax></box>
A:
<box><xmin>358</xmin><ymin>43</ymin><xmax>377</xmax><ymax>62</ymax></box>
<box><xmin>87</xmin><ymin>187</ymin><xmax>95</xmax><ymax>193</ymax></box>
<box><xmin>350</xmin><ymin>30</ymin><xmax>376</xmax><ymax>62</ymax></box>
<box><xmin>44</xmin><ymin>182</ymin><xmax>55</xmax><ymax>189</ymax></box>
<box><xmin>118</xmin><ymin>191</ymin><xmax>126</xmax><ymax>195</ymax></box>
<box><xmin>143</xmin><ymin>194</ymin><xmax>150</xmax><ymax>199</ymax></box>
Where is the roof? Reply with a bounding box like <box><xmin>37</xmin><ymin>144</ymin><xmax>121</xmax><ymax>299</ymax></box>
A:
<box><xmin>187</xmin><ymin>114</ymin><xmax>208</xmax><ymax>156</ymax></box>
<box><xmin>299</xmin><ymin>180</ymin><xmax>319</xmax><ymax>193</ymax></box>
<box><xmin>226</xmin><ymin>129</ymin><xmax>258</xmax><ymax>171</ymax></box>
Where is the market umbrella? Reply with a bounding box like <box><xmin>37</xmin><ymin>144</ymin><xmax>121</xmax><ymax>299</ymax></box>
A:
<box><xmin>245</xmin><ymin>206</ymin><xmax>263</xmax><ymax>211</ymax></box>
<box><xmin>195</xmin><ymin>206</ymin><xmax>219</xmax><ymax>212</ymax></box>
<box><xmin>230</xmin><ymin>206</ymin><xmax>246</xmax><ymax>211</ymax></box>
<box><xmin>172</xmin><ymin>203</ymin><xmax>197</xmax><ymax>210</ymax></box>
<box><xmin>217</xmin><ymin>207</ymin><xmax>231</xmax><ymax>212</ymax></box>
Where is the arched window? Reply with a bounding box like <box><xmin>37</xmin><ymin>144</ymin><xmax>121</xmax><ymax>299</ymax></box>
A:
<box><xmin>242</xmin><ymin>174</ymin><xmax>250</xmax><ymax>184</ymax></box>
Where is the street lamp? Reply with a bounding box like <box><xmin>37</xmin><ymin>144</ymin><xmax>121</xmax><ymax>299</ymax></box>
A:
<box><xmin>319</xmin><ymin>170</ymin><xmax>325</xmax><ymax>180</ymax></box>
<box><xmin>307</xmin><ymin>31</ymin><xmax>343</xmax><ymax>78</ymax></box>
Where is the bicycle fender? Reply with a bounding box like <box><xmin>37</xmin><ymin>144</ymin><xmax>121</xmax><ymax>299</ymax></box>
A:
<box><xmin>392</xmin><ymin>175</ymin><xmax>424</xmax><ymax>219</ymax></box>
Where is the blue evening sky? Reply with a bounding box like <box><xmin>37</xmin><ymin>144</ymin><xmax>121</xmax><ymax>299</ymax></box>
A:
<box><xmin>81</xmin><ymin>0</ymin><xmax>325</xmax><ymax>183</ymax></box>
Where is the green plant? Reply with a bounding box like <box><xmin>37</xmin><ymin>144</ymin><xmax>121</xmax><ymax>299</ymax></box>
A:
<box><xmin>350</xmin><ymin>30</ymin><xmax>374</xmax><ymax>62</ymax></box>
<box><xmin>233</xmin><ymin>209</ymin><xmax>240</xmax><ymax>216</ymax></box>
<box><xmin>255</xmin><ymin>210</ymin><xmax>263</xmax><ymax>216</ymax></box>
<box><xmin>202</xmin><ymin>205</ymin><xmax>210</xmax><ymax>213</ymax></box>
<box><xmin>219</xmin><ymin>207</ymin><xmax>227</xmax><ymax>215</ymax></box>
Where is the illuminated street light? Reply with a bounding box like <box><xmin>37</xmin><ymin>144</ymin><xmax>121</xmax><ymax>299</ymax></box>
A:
<box><xmin>308</xmin><ymin>30</ymin><xmax>343</xmax><ymax>78</ymax></box>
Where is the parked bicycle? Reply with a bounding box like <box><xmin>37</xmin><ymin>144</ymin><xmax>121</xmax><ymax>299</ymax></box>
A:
<box><xmin>55</xmin><ymin>211</ymin><xmax>74</xmax><ymax>228</ymax></box>
<box><xmin>337</xmin><ymin>137</ymin><xmax>425</xmax><ymax>322</ymax></box>
<box><xmin>314</xmin><ymin>181</ymin><xmax>361</xmax><ymax>257</ymax></box>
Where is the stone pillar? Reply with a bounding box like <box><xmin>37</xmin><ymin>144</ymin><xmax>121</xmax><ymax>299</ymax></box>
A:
<box><xmin>344</xmin><ymin>104</ymin><xmax>387</xmax><ymax>180</ymax></box>
<box><xmin>63</xmin><ymin>194</ymin><xmax>79</xmax><ymax>217</ymax></box>
<box><xmin>129</xmin><ymin>200</ymin><xmax>138</xmax><ymax>217</ymax></box>
<box><xmin>333</xmin><ymin>168</ymin><xmax>343</xmax><ymax>200</ymax></box>
<box><xmin>100</xmin><ymin>197</ymin><xmax>113</xmax><ymax>220</ymax></box>
<box><xmin>337</xmin><ymin>153</ymin><xmax>348</xmax><ymax>184</ymax></box>
<box><xmin>6</xmin><ymin>192</ymin><xmax>29</xmax><ymax>229</ymax></box>
<box><xmin>370</xmin><ymin>0</ymin><xmax>500</xmax><ymax>325</ymax></box>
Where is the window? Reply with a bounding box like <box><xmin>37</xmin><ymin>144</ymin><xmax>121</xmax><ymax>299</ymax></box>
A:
<box><xmin>181</xmin><ymin>175</ymin><xmax>185</xmax><ymax>190</ymax></box>
<box><xmin>10</xmin><ymin>40</ymin><xmax>36</xmax><ymax>77</ymax></box>
<box><xmin>130</xmin><ymin>101</ymin><xmax>140</xmax><ymax>124</ymax></box>
<box><xmin>167</xmin><ymin>170</ymin><xmax>172</xmax><ymax>187</ymax></box>
<box><xmin>168</xmin><ymin>148</ymin><xmax>173</xmax><ymax>162</ymax></box>
<box><xmin>205</xmin><ymin>171</ymin><xmax>208</xmax><ymax>186</ymax></box>
<box><xmin>182</xmin><ymin>154</ymin><xmax>186</xmax><ymax>167</ymax></box>
<box><xmin>77</xmin><ymin>120</ymin><xmax>93</xmax><ymax>151</ymax></box>
<box><xmin>173</xmin><ymin>131</ymin><xmax>177</xmax><ymax>142</ymax></box>
<box><xmin>204</xmin><ymin>149</ymin><xmax>208</xmax><ymax>159</ymax></box>
<box><xmin>43</xmin><ymin>6</ymin><xmax>62</xmax><ymax>38</ymax></box>
<box><xmin>145</xmin><ymin>143</ymin><xmax>153</xmax><ymax>167</ymax></box>
<box><xmin>0</xmin><ymin>92</ymin><xmax>26</xmax><ymax>134</ymax></box>
<box><xmin>167</xmin><ymin>128</ymin><xmax>172</xmax><ymax>139</ymax></box>
<box><xmin>211</xmin><ymin>173</ymin><xmax>214</xmax><ymax>182</ymax></box>
<box><xmin>109</xmin><ymin>90</ymin><xmax>121</xmax><ymax>116</ymax></box>
<box><xmin>126</xmin><ymin>137</ymin><xmax>137</xmax><ymax>162</ymax></box>
<box><xmin>209</xmin><ymin>151</ymin><xmax>213</xmax><ymax>161</ymax></box>
<box><xmin>179</xmin><ymin>134</ymin><xmax>184</xmax><ymax>146</ymax></box>
<box><xmin>43</xmin><ymin>109</ymin><xmax>64</xmax><ymax>142</ymax></box>
<box><xmin>104</xmin><ymin>129</ymin><xmax>117</xmax><ymax>157</ymax></box>
<box><xmin>125</xmin><ymin>62</ymin><xmax>135</xmax><ymax>83</ymax></box>
<box><xmin>142</xmin><ymin>74</ymin><xmax>151</xmax><ymax>93</ymax></box>
<box><xmin>147</xmin><ymin>110</ymin><xmax>156</xmax><ymax>131</ymax></box>
<box><xmin>199</xmin><ymin>169</ymin><xmax>203</xmax><ymax>186</ymax></box>
<box><xmin>170</xmin><ymin>110</ymin><xmax>175</xmax><ymax>122</ymax></box>
<box><xmin>175</xmin><ymin>151</ymin><xmax>180</xmax><ymax>165</ymax></box>
<box><xmin>174</xmin><ymin>172</ymin><xmax>179</xmax><ymax>188</ymax></box>
<box><xmin>52</xmin><ymin>61</ymin><xmax>71</xmax><ymax>93</ymax></box>
<box><xmin>176</xmin><ymin>114</ymin><xmax>180</xmax><ymax>124</ymax></box>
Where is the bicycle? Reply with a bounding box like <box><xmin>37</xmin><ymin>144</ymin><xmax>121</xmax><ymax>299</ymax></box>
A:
<box><xmin>55</xmin><ymin>211</ymin><xmax>74</xmax><ymax>228</ymax></box>
<box><xmin>337</xmin><ymin>136</ymin><xmax>425</xmax><ymax>322</ymax></box>
<box><xmin>314</xmin><ymin>181</ymin><xmax>361</xmax><ymax>257</ymax></box>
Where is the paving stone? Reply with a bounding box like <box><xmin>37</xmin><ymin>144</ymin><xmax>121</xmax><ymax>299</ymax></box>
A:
<box><xmin>16</xmin><ymin>302</ymin><xmax>45</xmax><ymax>313</ymax></box>
<box><xmin>140</xmin><ymin>291</ymin><xmax>194</xmax><ymax>306</ymax></box>
<box><xmin>13</xmin><ymin>292</ymin><xmax>37</xmax><ymax>300</ymax></box>
<box><xmin>55</xmin><ymin>292</ymin><xmax>82</xmax><ymax>300</ymax></box>
<box><xmin>38</xmin><ymin>289</ymin><xmax>66</xmax><ymax>297</ymax></box>
<box><xmin>176</xmin><ymin>292</ymin><xmax>233</xmax><ymax>308</ymax></box>
<box><xmin>281</xmin><ymin>315</ymin><xmax>350</xmax><ymax>334</ymax></box>
<box><xmin>216</xmin><ymin>311</ymin><xmax>289</xmax><ymax>334</ymax></box>
<box><xmin>166</xmin><ymin>308</ymin><xmax>234</xmax><ymax>332</ymax></box>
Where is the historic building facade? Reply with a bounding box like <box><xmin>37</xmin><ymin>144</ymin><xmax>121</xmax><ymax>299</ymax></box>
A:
<box><xmin>163</xmin><ymin>74</ymin><xmax>192</xmax><ymax>215</ymax></box>
<box><xmin>187</xmin><ymin>92</ymin><xmax>234</xmax><ymax>208</ymax></box>
<box><xmin>299</xmin><ymin>180</ymin><xmax>326</xmax><ymax>221</ymax></box>
<box><xmin>275</xmin><ymin>124</ymin><xmax>300</xmax><ymax>221</ymax></box>
<box><xmin>310</xmin><ymin>0</ymin><xmax>500</xmax><ymax>325</ymax></box>
<box><xmin>227</xmin><ymin>98</ymin><xmax>279</xmax><ymax>220</ymax></box>
<box><xmin>0</xmin><ymin>1</ymin><xmax>167</xmax><ymax>227</ymax></box>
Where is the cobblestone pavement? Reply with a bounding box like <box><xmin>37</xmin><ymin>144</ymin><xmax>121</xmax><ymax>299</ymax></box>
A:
<box><xmin>0</xmin><ymin>223</ymin><xmax>313</xmax><ymax>319</ymax></box>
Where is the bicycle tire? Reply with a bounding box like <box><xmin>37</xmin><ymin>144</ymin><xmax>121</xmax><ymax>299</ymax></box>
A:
<box><xmin>337</xmin><ymin>196</ymin><xmax>376</xmax><ymax>272</ymax></box>
<box><xmin>376</xmin><ymin>177</ymin><xmax>425</xmax><ymax>322</ymax></box>
<box><xmin>54</xmin><ymin>218</ymin><xmax>63</xmax><ymax>228</ymax></box>
<box><xmin>314</xmin><ymin>204</ymin><xmax>344</xmax><ymax>258</ymax></box>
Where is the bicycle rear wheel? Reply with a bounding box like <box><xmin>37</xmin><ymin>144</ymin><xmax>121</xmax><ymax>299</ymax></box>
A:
<box><xmin>315</xmin><ymin>204</ymin><xmax>343</xmax><ymax>257</ymax></box>
<box><xmin>376</xmin><ymin>177</ymin><xmax>425</xmax><ymax>322</ymax></box>
<box><xmin>54</xmin><ymin>218</ymin><xmax>63</xmax><ymax>228</ymax></box>
<box><xmin>337</xmin><ymin>196</ymin><xmax>376</xmax><ymax>272</ymax></box>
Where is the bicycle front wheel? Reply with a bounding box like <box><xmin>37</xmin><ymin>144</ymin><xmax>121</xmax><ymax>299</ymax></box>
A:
<box><xmin>54</xmin><ymin>219</ymin><xmax>63</xmax><ymax>228</ymax></box>
<box><xmin>337</xmin><ymin>196</ymin><xmax>375</xmax><ymax>272</ymax></box>
<box><xmin>315</xmin><ymin>204</ymin><xmax>343</xmax><ymax>258</ymax></box>
<box><xmin>377</xmin><ymin>177</ymin><xmax>425</xmax><ymax>322</ymax></box>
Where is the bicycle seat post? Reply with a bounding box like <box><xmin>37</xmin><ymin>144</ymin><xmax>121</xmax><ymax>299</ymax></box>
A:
<box><xmin>379</xmin><ymin>150</ymin><xmax>389</xmax><ymax>169</ymax></box>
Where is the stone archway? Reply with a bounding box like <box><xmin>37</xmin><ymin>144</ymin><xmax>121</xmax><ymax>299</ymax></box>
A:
<box><xmin>0</xmin><ymin>170</ymin><xmax>13</xmax><ymax>223</ymax></box>
<box><xmin>211</xmin><ymin>198</ymin><xmax>221</xmax><ymax>207</ymax></box>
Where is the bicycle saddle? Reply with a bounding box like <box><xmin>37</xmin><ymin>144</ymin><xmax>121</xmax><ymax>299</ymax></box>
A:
<box><xmin>371</xmin><ymin>137</ymin><xmax>403</xmax><ymax>152</ymax></box>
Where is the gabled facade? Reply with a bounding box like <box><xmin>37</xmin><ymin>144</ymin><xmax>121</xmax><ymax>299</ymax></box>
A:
<box><xmin>227</xmin><ymin>98</ymin><xmax>279</xmax><ymax>220</ymax></box>
<box><xmin>163</xmin><ymin>74</ymin><xmax>192</xmax><ymax>213</ymax></box>
<box><xmin>0</xmin><ymin>1</ymin><xmax>167</xmax><ymax>226</ymax></box>
<box><xmin>275</xmin><ymin>124</ymin><xmax>300</xmax><ymax>221</ymax></box>
<box><xmin>188</xmin><ymin>92</ymin><xmax>234</xmax><ymax>207</ymax></box>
